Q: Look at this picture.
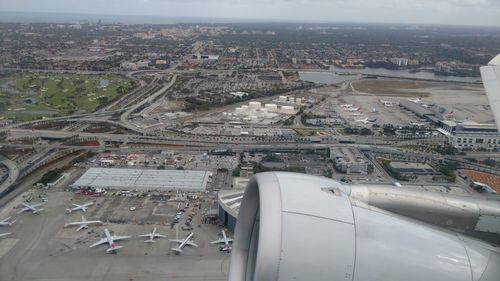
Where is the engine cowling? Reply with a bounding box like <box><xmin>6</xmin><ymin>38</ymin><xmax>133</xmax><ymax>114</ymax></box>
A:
<box><xmin>228</xmin><ymin>172</ymin><xmax>500</xmax><ymax>281</ymax></box>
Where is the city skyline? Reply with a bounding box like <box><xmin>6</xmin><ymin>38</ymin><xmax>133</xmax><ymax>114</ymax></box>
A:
<box><xmin>2</xmin><ymin>0</ymin><xmax>500</xmax><ymax>26</ymax></box>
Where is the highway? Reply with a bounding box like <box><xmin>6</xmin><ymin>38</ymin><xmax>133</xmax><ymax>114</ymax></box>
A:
<box><xmin>119</xmin><ymin>74</ymin><xmax>177</xmax><ymax>134</ymax></box>
<box><xmin>0</xmin><ymin>156</ymin><xmax>19</xmax><ymax>195</ymax></box>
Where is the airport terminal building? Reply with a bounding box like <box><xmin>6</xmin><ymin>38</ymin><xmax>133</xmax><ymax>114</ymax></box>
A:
<box><xmin>439</xmin><ymin>120</ymin><xmax>500</xmax><ymax>150</ymax></box>
<box><xmin>217</xmin><ymin>190</ymin><xmax>244</xmax><ymax>232</ymax></box>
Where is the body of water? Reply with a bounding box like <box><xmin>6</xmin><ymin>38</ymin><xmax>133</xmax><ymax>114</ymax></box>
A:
<box><xmin>299</xmin><ymin>66</ymin><xmax>482</xmax><ymax>84</ymax></box>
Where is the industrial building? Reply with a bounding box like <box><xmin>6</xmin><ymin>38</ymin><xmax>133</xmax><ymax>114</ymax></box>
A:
<box><xmin>70</xmin><ymin>168</ymin><xmax>210</xmax><ymax>191</ymax></box>
<box><xmin>331</xmin><ymin>147</ymin><xmax>369</xmax><ymax>174</ymax></box>
<box><xmin>389</xmin><ymin>162</ymin><xmax>439</xmax><ymax>176</ymax></box>
<box><xmin>439</xmin><ymin>120</ymin><xmax>500</xmax><ymax>150</ymax></box>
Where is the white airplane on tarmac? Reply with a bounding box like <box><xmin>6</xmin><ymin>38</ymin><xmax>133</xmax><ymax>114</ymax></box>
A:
<box><xmin>408</xmin><ymin>97</ymin><xmax>422</xmax><ymax>104</ymax></box>
<box><xmin>139</xmin><ymin>227</ymin><xmax>166</xmax><ymax>243</ymax></box>
<box><xmin>90</xmin><ymin>228</ymin><xmax>131</xmax><ymax>253</ymax></box>
<box><xmin>64</xmin><ymin>215</ymin><xmax>103</xmax><ymax>231</ymax></box>
<box><xmin>0</xmin><ymin>232</ymin><xmax>11</xmax><ymax>238</ymax></box>
<box><xmin>66</xmin><ymin>202</ymin><xmax>94</xmax><ymax>213</ymax></box>
<box><xmin>344</xmin><ymin>107</ymin><xmax>360</xmax><ymax>112</ymax></box>
<box><xmin>17</xmin><ymin>202</ymin><xmax>44</xmax><ymax>214</ymax></box>
<box><xmin>0</xmin><ymin>217</ymin><xmax>16</xmax><ymax>227</ymax></box>
<box><xmin>211</xmin><ymin>230</ymin><xmax>233</xmax><ymax>252</ymax></box>
<box><xmin>170</xmin><ymin>232</ymin><xmax>198</xmax><ymax>254</ymax></box>
<box><xmin>355</xmin><ymin>117</ymin><xmax>377</xmax><ymax>124</ymax></box>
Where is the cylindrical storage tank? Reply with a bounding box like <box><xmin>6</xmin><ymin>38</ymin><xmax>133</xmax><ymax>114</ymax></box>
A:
<box><xmin>281</xmin><ymin>105</ymin><xmax>295</xmax><ymax>114</ymax></box>
<box><xmin>228</xmin><ymin>172</ymin><xmax>500</xmax><ymax>281</ymax></box>
<box><xmin>278</xmin><ymin>96</ymin><xmax>287</xmax><ymax>103</ymax></box>
<box><xmin>249</xmin><ymin>101</ymin><xmax>261</xmax><ymax>109</ymax></box>
<box><xmin>235</xmin><ymin>108</ymin><xmax>243</xmax><ymax>115</ymax></box>
<box><xmin>265</xmin><ymin>104</ymin><xmax>278</xmax><ymax>112</ymax></box>
<box><xmin>295</xmin><ymin>97</ymin><xmax>302</xmax><ymax>105</ymax></box>
<box><xmin>288</xmin><ymin>97</ymin><xmax>295</xmax><ymax>104</ymax></box>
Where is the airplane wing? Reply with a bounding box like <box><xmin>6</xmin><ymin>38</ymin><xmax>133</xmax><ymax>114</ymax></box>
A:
<box><xmin>0</xmin><ymin>232</ymin><xmax>11</xmax><ymax>238</ymax></box>
<box><xmin>187</xmin><ymin>241</ymin><xmax>198</xmax><ymax>247</ymax></box>
<box><xmin>211</xmin><ymin>238</ymin><xmax>224</xmax><ymax>244</ymax></box>
<box><xmin>111</xmin><ymin>235</ymin><xmax>131</xmax><ymax>241</ymax></box>
<box><xmin>31</xmin><ymin>203</ymin><xmax>44</xmax><ymax>208</ymax></box>
<box><xmin>138</xmin><ymin>234</ymin><xmax>151</xmax><ymax>237</ymax></box>
<box><xmin>17</xmin><ymin>207</ymin><xmax>29</xmax><ymax>214</ymax></box>
<box><xmin>64</xmin><ymin>222</ymin><xmax>82</xmax><ymax>227</ymax></box>
<box><xmin>480</xmin><ymin>54</ymin><xmax>500</xmax><ymax>131</ymax></box>
<box><xmin>0</xmin><ymin>217</ymin><xmax>11</xmax><ymax>223</ymax></box>
<box><xmin>154</xmin><ymin>234</ymin><xmax>167</xmax><ymax>238</ymax></box>
<box><xmin>89</xmin><ymin>238</ymin><xmax>108</xmax><ymax>248</ymax></box>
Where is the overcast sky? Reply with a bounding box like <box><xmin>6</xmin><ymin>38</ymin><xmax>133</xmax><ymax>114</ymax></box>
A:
<box><xmin>2</xmin><ymin>0</ymin><xmax>500</xmax><ymax>26</ymax></box>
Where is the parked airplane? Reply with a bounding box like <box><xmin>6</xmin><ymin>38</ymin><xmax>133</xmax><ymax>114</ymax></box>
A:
<box><xmin>0</xmin><ymin>217</ymin><xmax>15</xmax><ymax>227</ymax></box>
<box><xmin>90</xmin><ymin>228</ymin><xmax>131</xmax><ymax>253</ymax></box>
<box><xmin>66</xmin><ymin>202</ymin><xmax>94</xmax><ymax>213</ymax></box>
<box><xmin>0</xmin><ymin>232</ymin><xmax>11</xmax><ymax>238</ymax></box>
<box><xmin>64</xmin><ymin>215</ymin><xmax>103</xmax><ymax>231</ymax></box>
<box><xmin>344</xmin><ymin>107</ymin><xmax>360</xmax><ymax>112</ymax></box>
<box><xmin>410</xmin><ymin>121</ymin><xmax>426</xmax><ymax>126</ymax></box>
<box><xmin>408</xmin><ymin>97</ymin><xmax>422</xmax><ymax>104</ymax></box>
<box><xmin>340</xmin><ymin>104</ymin><xmax>354</xmax><ymax>108</ymax></box>
<box><xmin>380</xmin><ymin>99</ymin><xmax>397</xmax><ymax>107</ymax></box>
<box><xmin>355</xmin><ymin>117</ymin><xmax>377</xmax><ymax>124</ymax></box>
<box><xmin>139</xmin><ymin>227</ymin><xmax>166</xmax><ymax>243</ymax></box>
<box><xmin>17</xmin><ymin>202</ymin><xmax>44</xmax><ymax>214</ymax></box>
<box><xmin>211</xmin><ymin>230</ymin><xmax>233</xmax><ymax>252</ymax></box>
<box><xmin>170</xmin><ymin>232</ymin><xmax>198</xmax><ymax>254</ymax></box>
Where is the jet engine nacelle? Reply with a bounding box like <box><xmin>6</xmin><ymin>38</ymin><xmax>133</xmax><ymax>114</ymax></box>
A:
<box><xmin>229</xmin><ymin>172</ymin><xmax>500</xmax><ymax>281</ymax></box>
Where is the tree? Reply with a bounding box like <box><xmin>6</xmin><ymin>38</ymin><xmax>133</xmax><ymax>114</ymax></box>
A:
<box><xmin>360</xmin><ymin>128</ymin><xmax>373</xmax><ymax>136</ymax></box>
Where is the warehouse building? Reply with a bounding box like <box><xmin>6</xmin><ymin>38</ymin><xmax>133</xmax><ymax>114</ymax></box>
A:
<box><xmin>70</xmin><ymin>168</ymin><xmax>210</xmax><ymax>192</ymax></box>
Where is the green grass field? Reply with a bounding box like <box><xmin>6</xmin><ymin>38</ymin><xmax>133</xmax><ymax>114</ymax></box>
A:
<box><xmin>0</xmin><ymin>73</ymin><xmax>135</xmax><ymax>121</ymax></box>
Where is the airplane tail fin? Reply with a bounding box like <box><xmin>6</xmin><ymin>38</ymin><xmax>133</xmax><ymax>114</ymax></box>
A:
<box><xmin>77</xmin><ymin>225</ymin><xmax>87</xmax><ymax>231</ymax></box>
<box><xmin>106</xmin><ymin>245</ymin><xmax>123</xmax><ymax>253</ymax></box>
<box><xmin>171</xmin><ymin>248</ymin><xmax>182</xmax><ymax>254</ymax></box>
<box><xmin>8</xmin><ymin>220</ymin><xmax>16</xmax><ymax>226</ymax></box>
<box><xmin>66</xmin><ymin>208</ymin><xmax>72</xmax><ymax>213</ymax></box>
<box><xmin>34</xmin><ymin>208</ymin><xmax>43</xmax><ymax>214</ymax></box>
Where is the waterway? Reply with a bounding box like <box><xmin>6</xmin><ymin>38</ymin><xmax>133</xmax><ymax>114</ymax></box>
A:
<box><xmin>299</xmin><ymin>66</ymin><xmax>482</xmax><ymax>84</ymax></box>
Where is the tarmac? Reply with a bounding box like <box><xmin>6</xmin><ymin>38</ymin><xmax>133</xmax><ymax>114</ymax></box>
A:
<box><xmin>0</xmin><ymin>191</ymin><xmax>229</xmax><ymax>281</ymax></box>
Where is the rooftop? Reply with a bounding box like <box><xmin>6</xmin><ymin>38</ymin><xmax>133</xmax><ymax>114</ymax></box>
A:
<box><xmin>71</xmin><ymin>168</ymin><xmax>210</xmax><ymax>191</ymax></box>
